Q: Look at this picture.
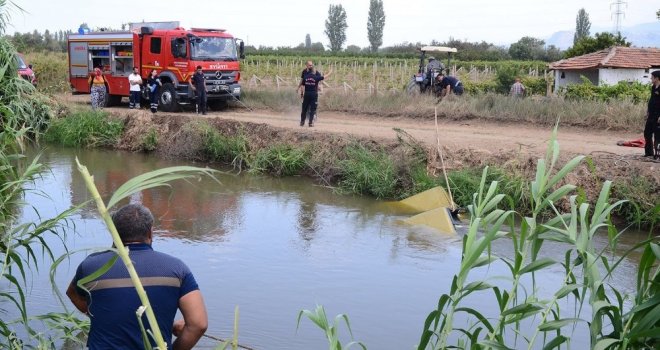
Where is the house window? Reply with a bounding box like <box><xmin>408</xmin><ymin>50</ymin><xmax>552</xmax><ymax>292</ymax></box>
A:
<box><xmin>560</xmin><ymin>72</ymin><xmax>565</xmax><ymax>79</ymax></box>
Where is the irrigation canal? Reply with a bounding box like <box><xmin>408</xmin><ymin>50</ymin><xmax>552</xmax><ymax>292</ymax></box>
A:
<box><xmin>19</xmin><ymin>147</ymin><xmax>645</xmax><ymax>349</ymax></box>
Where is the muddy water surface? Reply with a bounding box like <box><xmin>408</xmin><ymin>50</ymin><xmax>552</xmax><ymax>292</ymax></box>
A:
<box><xmin>20</xmin><ymin>147</ymin><xmax>646</xmax><ymax>349</ymax></box>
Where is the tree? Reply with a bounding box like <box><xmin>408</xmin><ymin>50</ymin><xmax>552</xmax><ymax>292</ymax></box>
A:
<box><xmin>305</xmin><ymin>34</ymin><xmax>312</xmax><ymax>49</ymax></box>
<box><xmin>564</xmin><ymin>32</ymin><xmax>631</xmax><ymax>58</ymax></box>
<box><xmin>324</xmin><ymin>4</ymin><xmax>348</xmax><ymax>52</ymax></box>
<box><xmin>656</xmin><ymin>9</ymin><xmax>659</xmax><ymax>19</ymax></box>
<box><xmin>310</xmin><ymin>42</ymin><xmax>325</xmax><ymax>52</ymax></box>
<box><xmin>574</xmin><ymin>8</ymin><xmax>591</xmax><ymax>44</ymax></box>
<box><xmin>508</xmin><ymin>37</ymin><xmax>545</xmax><ymax>60</ymax></box>
<box><xmin>345</xmin><ymin>44</ymin><xmax>361</xmax><ymax>53</ymax></box>
<box><xmin>367</xmin><ymin>0</ymin><xmax>385</xmax><ymax>52</ymax></box>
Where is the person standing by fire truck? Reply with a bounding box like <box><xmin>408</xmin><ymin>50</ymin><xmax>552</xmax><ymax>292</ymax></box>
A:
<box><xmin>128</xmin><ymin>67</ymin><xmax>142</xmax><ymax>109</ymax></box>
<box><xmin>146</xmin><ymin>69</ymin><xmax>162</xmax><ymax>113</ymax></box>
<box><xmin>190</xmin><ymin>66</ymin><xmax>207</xmax><ymax>115</ymax></box>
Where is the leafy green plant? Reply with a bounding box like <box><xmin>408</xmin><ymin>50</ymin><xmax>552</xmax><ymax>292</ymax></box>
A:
<box><xmin>141</xmin><ymin>128</ymin><xmax>159</xmax><ymax>152</ymax></box>
<box><xmin>416</xmin><ymin>126</ymin><xmax>658</xmax><ymax>349</ymax></box>
<box><xmin>199</xmin><ymin>122</ymin><xmax>250</xmax><ymax>168</ymax></box>
<box><xmin>0</xmin><ymin>135</ymin><xmax>82</xmax><ymax>348</ymax></box>
<box><xmin>44</xmin><ymin>110</ymin><xmax>124</xmax><ymax>147</ymax></box>
<box><xmin>560</xmin><ymin>78</ymin><xmax>650</xmax><ymax>103</ymax></box>
<box><xmin>250</xmin><ymin>144</ymin><xmax>308</xmax><ymax>176</ymax></box>
<box><xmin>338</xmin><ymin>143</ymin><xmax>397</xmax><ymax>199</ymax></box>
<box><xmin>297</xmin><ymin>305</ymin><xmax>366</xmax><ymax>350</ymax></box>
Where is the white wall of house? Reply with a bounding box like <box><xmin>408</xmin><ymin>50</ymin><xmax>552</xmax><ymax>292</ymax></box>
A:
<box><xmin>553</xmin><ymin>69</ymin><xmax>598</xmax><ymax>92</ymax></box>
<box><xmin>598</xmin><ymin>67</ymin><xmax>655</xmax><ymax>85</ymax></box>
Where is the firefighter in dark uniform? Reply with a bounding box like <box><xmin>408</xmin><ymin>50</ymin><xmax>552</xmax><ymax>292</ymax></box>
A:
<box><xmin>297</xmin><ymin>61</ymin><xmax>324</xmax><ymax>127</ymax></box>
<box><xmin>644</xmin><ymin>70</ymin><xmax>660</xmax><ymax>158</ymax></box>
<box><xmin>189</xmin><ymin>65</ymin><xmax>207</xmax><ymax>115</ymax></box>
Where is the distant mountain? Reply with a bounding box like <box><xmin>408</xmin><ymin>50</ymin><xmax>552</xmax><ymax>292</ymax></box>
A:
<box><xmin>545</xmin><ymin>21</ymin><xmax>660</xmax><ymax>49</ymax></box>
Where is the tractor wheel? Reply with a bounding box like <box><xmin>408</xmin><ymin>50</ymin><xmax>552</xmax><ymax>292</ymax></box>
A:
<box><xmin>405</xmin><ymin>78</ymin><xmax>419</xmax><ymax>95</ymax></box>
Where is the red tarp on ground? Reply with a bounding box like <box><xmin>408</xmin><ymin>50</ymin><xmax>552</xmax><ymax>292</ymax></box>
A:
<box><xmin>616</xmin><ymin>137</ymin><xmax>645</xmax><ymax>148</ymax></box>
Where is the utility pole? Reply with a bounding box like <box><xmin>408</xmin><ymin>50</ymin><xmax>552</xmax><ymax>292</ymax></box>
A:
<box><xmin>610</xmin><ymin>0</ymin><xmax>627</xmax><ymax>34</ymax></box>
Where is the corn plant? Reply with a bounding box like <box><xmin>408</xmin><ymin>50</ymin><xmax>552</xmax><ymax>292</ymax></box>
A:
<box><xmin>297</xmin><ymin>305</ymin><xmax>367</xmax><ymax>350</ymax></box>
<box><xmin>416</xmin><ymin>126</ymin><xmax>657</xmax><ymax>349</ymax></box>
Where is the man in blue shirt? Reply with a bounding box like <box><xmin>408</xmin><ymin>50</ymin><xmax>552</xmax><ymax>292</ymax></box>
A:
<box><xmin>66</xmin><ymin>204</ymin><xmax>208</xmax><ymax>350</ymax></box>
<box><xmin>435</xmin><ymin>72</ymin><xmax>464</xmax><ymax>97</ymax></box>
<box><xmin>190</xmin><ymin>65</ymin><xmax>208</xmax><ymax>115</ymax></box>
<box><xmin>297</xmin><ymin>61</ymin><xmax>325</xmax><ymax>127</ymax></box>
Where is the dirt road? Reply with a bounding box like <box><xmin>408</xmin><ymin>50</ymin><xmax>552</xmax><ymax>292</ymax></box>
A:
<box><xmin>62</xmin><ymin>93</ymin><xmax>654</xmax><ymax>166</ymax></box>
<box><xmin>196</xmin><ymin>108</ymin><xmax>644</xmax><ymax>158</ymax></box>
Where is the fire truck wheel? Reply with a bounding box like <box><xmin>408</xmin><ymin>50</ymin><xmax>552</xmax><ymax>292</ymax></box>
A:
<box><xmin>159</xmin><ymin>83</ymin><xmax>179</xmax><ymax>112</ymax></box>
<box><xmin>103</xmin><ymin>94</ymin><xmax>122</xmax><ymax>107</ymax></box>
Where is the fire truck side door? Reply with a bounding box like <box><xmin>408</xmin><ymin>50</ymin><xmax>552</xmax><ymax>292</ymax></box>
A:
<box><xmin>145</xmin><ymin>36</ymin><xmax>164</xmax><ymax>73</ymax></box>
<box><xmin>69</xmin><ymin>42</ymin><xmax>89</xmax><ymax>77</ymax></box>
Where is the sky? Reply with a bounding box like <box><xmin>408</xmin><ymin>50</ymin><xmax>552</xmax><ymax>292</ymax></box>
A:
<box><xmin>8</xmin><ymin>0</ymin><xmax>660</xmax><ymax>47</ymax></box>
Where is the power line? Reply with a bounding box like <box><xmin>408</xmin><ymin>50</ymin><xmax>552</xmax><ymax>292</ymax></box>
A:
<box><xmin>610</xmin><ymin>0</ymin><xmax>627</xmax><ymax>34</ymax></box>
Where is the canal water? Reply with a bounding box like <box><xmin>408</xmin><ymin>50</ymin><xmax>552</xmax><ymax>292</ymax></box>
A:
<box><xmin>18</xmin><ymin>147</ymin><xmax>646</xmax><ymax>349</ymax></box>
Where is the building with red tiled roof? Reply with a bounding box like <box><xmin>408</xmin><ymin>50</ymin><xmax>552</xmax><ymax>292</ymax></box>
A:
<box><xmin>549</xmin><ymin>46</ymin><xmax>660</xmax><ymax>92</ymax></box>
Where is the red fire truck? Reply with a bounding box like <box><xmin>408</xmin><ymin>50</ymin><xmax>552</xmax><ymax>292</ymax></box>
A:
<box><xmin>68</xmin><ymin>22</ymin><xmax>244</xmax><ymax>111</ymax></box>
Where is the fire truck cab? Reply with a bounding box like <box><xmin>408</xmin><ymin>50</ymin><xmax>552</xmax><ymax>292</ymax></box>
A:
<box><xmin>68</xmin><ymin>21</ymin><xmax>244</xmax><ymax>112</ymax></box>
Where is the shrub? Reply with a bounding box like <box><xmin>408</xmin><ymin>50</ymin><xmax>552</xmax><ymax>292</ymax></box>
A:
<box><xmin>44</xmin><ymin>110</ymin><xmax>124</xmax><ymax>147</ymax></box>
<box><xmin>560</xmin><ymin>77</ymin><xmax>650</xmax><ymax>103</ymax></box>
<box><xmin>338</xmin><ymin>143</ymin><xmax>397</xmax><ymax>198</ymax></box>
<box><xmin>199</xmin><ymin>123</ymin><xmax>249</xmax><ymax>167</ymax></box>
<box><xmin>141</xmin><ymin>128</ymin><xmax>158</xmax><ymax>152</ymax></box>
<box><xmin>250</xmin><ymin>144</ymin><xmax>308</xmax><ymax>176</ymax></box>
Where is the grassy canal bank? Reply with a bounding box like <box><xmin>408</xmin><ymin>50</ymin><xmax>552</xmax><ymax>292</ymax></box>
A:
<box><xmin>44</xmin><ymin>107</ymin><xmax>660</xmax><ymax>229</ymax></box>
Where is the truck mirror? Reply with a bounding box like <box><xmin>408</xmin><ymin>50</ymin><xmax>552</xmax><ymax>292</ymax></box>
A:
<box><xmin>239</xmin><ymin>41</ymin><xmax>245</xmax><ymax>59</ymax></box>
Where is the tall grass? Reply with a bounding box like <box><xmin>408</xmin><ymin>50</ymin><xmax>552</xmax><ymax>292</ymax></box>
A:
<box><xmin>198</xmin><ymin>122</ymin><xmax>250</xmax><ymax>168</ymax></box>
<box><xmin>44</xmin><ymin>110</ymin><xmax>124</xmax><ymax>147</ymax></box>
<box><xmin>244</xmin><ymin>89</ymin><xmax>647</xmax><ymax>131</ymax></box>
<box><xmin>24</xmin><ymin>51</ymin><xmax>69</xmax><ymax>93</ymax></box>
<box><xmin>250</xmin><ymin>144</ymin><xmax>309</xmax><ymax>176</ymax></box>
<box><xmin>0</xmin><ymin>39</ymin><xmax>53</xmax><ymax>137</ymax></box>
<box><xmin>415</xmin><ymin>128</ymin><xmax>659</xmax><ymax>349</ymax></box>
<box><xmin>337</xmin><ymin>143</ymin><xmax>397</xmax><ymax>199</ymax></box>
<box><xmin>0</xmin><ymin>8</ymin><xmax>84</xmax><ymax>346</ymax></box>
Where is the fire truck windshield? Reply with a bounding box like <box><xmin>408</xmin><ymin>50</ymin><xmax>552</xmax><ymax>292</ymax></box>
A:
<box><xmin>190</xmin><ymin>37</ymin><xmax>237</xmax><ymax>61</ymax></box>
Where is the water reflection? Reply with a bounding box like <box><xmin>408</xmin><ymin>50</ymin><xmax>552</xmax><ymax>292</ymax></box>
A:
<box><xmin>16</xmin><ymin>147</ymin><xmax>651</xmax><ymax>350</ymax></box>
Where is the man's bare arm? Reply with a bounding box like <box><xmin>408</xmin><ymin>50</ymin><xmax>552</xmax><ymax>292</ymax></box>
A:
<box><xmin>172</xmin><ymin>290</ymin><xmax>208</xmax><ymax>350</ymax></box>
<box><xmin>66</xmin><ymin>282</ymin><xmax>89</xmax><ymax>314</ymax></box>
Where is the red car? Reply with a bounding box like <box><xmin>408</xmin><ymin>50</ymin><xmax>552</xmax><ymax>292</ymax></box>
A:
<box><xmin>17</xmin><ymin>53</ymin><xmax>37</xmax><ymax>86</ymax></box>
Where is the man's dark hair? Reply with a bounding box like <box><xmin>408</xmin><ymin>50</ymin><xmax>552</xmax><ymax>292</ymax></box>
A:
<box><xmin>111</xmin><ymin>204</ymin><xmax>154</xmax><ymax>242</ymax></box>
<box><xmin>652</xmin><ymin>71</ymin><xmax>660</xmax><ymax>79</ymax></box>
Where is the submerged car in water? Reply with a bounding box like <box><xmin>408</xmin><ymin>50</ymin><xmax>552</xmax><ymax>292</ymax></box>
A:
<box><xmin>16</xmin><ymin>53</ymin><xmax>36</xmax><ymax>86</ymax></box>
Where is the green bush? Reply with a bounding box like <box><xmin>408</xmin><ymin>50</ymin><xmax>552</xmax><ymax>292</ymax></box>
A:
<box><xmin>560</xmin><ymin>77</ymin><xmax>650</xmax><ymax>103</ymax></box>
<box><xmin>462</xmin><ymin>80</ymin><xmax>499</xmax><ymax>94</ymax></box>
<box><xmin>44</xmin><ymin>110</ymin><xmax>124</xmax><ymax>147</ymax></box>
<box><xmin>250</xmin><ymin>144</ymin><xmax>308</xmax><ymax>176</ymax></box>
<box><xmin>199</xmin><ymin>123</ymin><xmax>249</xmax><ymax>166</ymax></box>
<box><xmin>338</xmin><ymin>143</ymin><xmax>397</xmax><ymax>198</ymax></box>
<box><xmin>141</xmin><ymin>128</ymin><xmax>159</xmax><ymax>152</ymax></box>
